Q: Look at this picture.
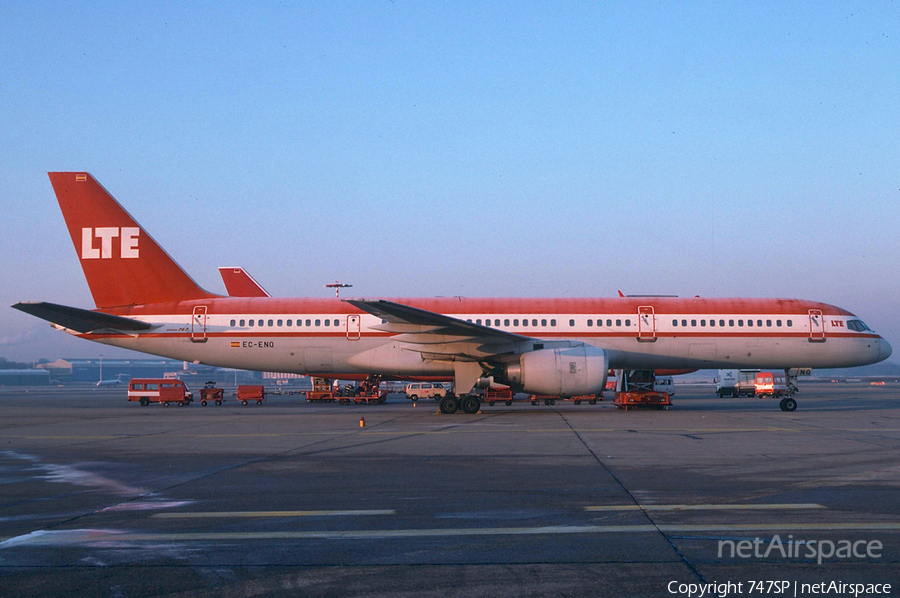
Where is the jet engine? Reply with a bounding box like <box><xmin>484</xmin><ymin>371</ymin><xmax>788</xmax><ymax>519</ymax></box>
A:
<box><xmin>503</xmin><ymin>345</ymin><xmax>608</xmax><ymax>397</ymax></box>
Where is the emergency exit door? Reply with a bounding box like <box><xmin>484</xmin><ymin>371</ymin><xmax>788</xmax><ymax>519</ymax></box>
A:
<box><xmin>191</xmin><ymin>306</ymin><xmax>208</xmax><ymax>343</ymax></box>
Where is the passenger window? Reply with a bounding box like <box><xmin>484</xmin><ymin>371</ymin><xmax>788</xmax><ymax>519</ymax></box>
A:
<box><xmin>268</xmin><ymin>320</ymin><xmax>274</xmax><ymax>327</ymax></box>
<box><xmin>607</xmin><ymin>319</ymin><xmax>612</xmax><ymax>327</ymax></box>
<box><xmin>306</xmin><ymin>319</ymin><xmax>311</xmax><ymax>326</ymax></box>
<box><xmin>146</xmin><ymin>383</ymin><xmax>158</xmax><ymax>390</ymax></box>
<box><xmin>691</xmin><ymin>319</ymin><xmax>697</xmax><ymax>327</ymax></box>
<box><xmin>230</xmin><ymin>319</ymin><xmax>236</xmax><ymax>327</ymax></box>
<box><xmin>249</xmin><ymin>320</ymin><xmax>255</xmax><ymax>327</ymax></box>
<box><xmin>757</xmin><ymin>320</ymin><xmax>763</xmax><ymax>327</ymax></box>
<box><xmin>541</xmin><ymin>319</ymin><xmax>547</xmax><ymax>327</ymax></box>
<box><xmin>766</xmin><ymin>320</ymin><xmax>771</xmax><ymax>327</ymax></box>
<box><xmin>587</xmin><ymin>320</ymin><xmax>593</xmax><ymax>327</ymax></box>
<box><xmin>682</xmin><ymin>319</ymin><xmax>687</xmax><ymax>327</ymax></box>
<box><xmin>504</xmin><ymin>319</ymin><xmax>510</xmax><ymax>326</ymax></box>
<box><xmin>476</xmin><ymin>319</ymin><xmax>482</xmax><ymax>325</ymax></box>
<box><xmin>532</xmin><ymin>319</ymin><xmax>537</xmax><ymax>326</ymax></box>
<box><xmin>673</xmin><ymin>320</ymin><xmax>678</xmax><ymax>326</ymax></box>
<box><xmin>719</xmin><ymin>320</ymin><xmax>725</xmax><ymax>327</ymax></box>
<box><xmin>570</xmin><ymin>319</ymin><xmax>576</xmax><ymax>327</ymax></box>
<box><xmin>335</xmin><ymin>319</ymin><xmax>341</xmax><ymax>326</ymax></box>
<box><xmin>748</xmin><ymin>320</ymin><xmax>753</xmax><ymax>327</ymax></box>
<box><xmin>277</xmin><ymin>319</ymin><xmax>283</xmax><ymax>326</ymax></box>
<box><xmin>522</xmin><ymin>319</ymin><xmax>528</xmax><ymax>327</ymax></box>
<box><xmin>514</xmin><ymin>319</ymin><xmax>519</xmax><ymax>326</ymax></box>
<box><xmin>625</xmin><ymin>319</ymin><xmax>630</xmax><ymax>327</ymax></box>
<box><xmin>240</xmin><ymin>319</ymin><xmax>245</xmax><ymax>326</ymax></box>
<box><xmin>133</xmin><ymin>383</ymin><xmax>143</xmax><ymax>390</ymax></box>
<box><xmin>616</xmin><ymin>319</ymin><xmax>622</xmax><ymax>327</ymax></box>
<box><xmin>729</xmin><ymin>319</ymin><xmax>734</xmax><ymax>327</ymax></box>
<box><xmin>701</xmin><ymin>320</ymin><xmax>706</xmax><ymax>326</ymax></box>
<box><xmin>315</xmin><ymin>319</ymin><xmax>321</xmax><ymax>326</ymax></box>
<box><xmin>709</xmin><ymin>320</ymin><xmax>715</xmax><ymax>327</ymax></box>
<box><xmin>287</xmin><ymin>320</ymin><xmax>292</xmax><ymax>326</ymax></box>
<box><xmin>551</xmin><ymin>319</ymin><xmax>557</xmax><ymax>326</ymax></box>
<box><xmin>776</xmin><ymin>320</ymin><xmax>782</xmax><ymax>327</ymax></box>
<box><xmin>738</xmin><ymin>320</ymin><xmax>744</xmax><ymax>327</ymax></box>
<box><xmin>258</xmin><ymin>319</ymin><xmax>263</xmax><ymax>326</ymax></box>
<box><xmin>325</xmin><ymin>319</ymin><xmax>330</xmax><ymax>326</ymax></box>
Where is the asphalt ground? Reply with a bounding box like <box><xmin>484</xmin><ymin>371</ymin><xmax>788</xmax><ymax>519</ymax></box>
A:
<box><xmin>0</xmin><ymin>382</ymin><xmax>898</xmax><ymax>597</ymax></box>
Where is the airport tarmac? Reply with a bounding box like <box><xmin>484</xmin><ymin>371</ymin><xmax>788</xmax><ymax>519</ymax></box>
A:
<box><xmin>1</xmin><ymin>382</ymin><xmax>898</xmax><ymax>597</ymax></box>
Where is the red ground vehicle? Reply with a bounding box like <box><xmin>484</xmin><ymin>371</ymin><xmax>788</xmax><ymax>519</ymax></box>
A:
<box><xmin>305</xmin><ymin>376</ymin><xmax>386</xmax><ymax>404</ymax></box>
<box><xmin>128</xmin><ymin>379</ymin><xmax>193</xmax><ymax>407</ymax></box>
<box><xmin>754</xmin><ymin>372</ymin><xmax>788</xmax><ymax>398</ymax></box>
<box><xmin>484</xmin><ymin>387</ymin><xmax>514</xmax><ymax>406</ymax></box>
<box><xmin>199</xmin><ymin>381</ymin><xmax>225</xmax><ymax>406</ymax></box>
<box><xmin>237</xmin><ymin>385</ymin><xmax>266</xmax><ymax>406</ymax></box>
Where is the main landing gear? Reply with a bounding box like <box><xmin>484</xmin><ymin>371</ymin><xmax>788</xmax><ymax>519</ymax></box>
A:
<box><xmin>439</xmin><ymin>394</ymin><xmax>481</xmax><ymax>415</ymax></box>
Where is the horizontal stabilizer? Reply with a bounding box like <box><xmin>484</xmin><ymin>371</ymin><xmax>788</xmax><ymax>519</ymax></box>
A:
<box><xmin>12</xmin><ymin>302</ymin><xmax>155</xmax><ymax>334</ymax></box>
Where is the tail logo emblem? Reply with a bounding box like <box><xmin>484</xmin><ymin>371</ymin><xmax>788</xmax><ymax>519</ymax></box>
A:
<box><xmin>81</xmin><ymin>227</ymin><xmax>140</xmax><ymax>259</ymax></box>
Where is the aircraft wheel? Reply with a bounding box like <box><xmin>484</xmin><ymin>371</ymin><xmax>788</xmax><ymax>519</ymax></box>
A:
<box><xmin>780</xmin><ymin>398</ymin><xmax>797</xmax><ymax>412</ymax></box>
<box><xmin>462</xmin><ymin>396</ymin><xmax>481</xmax><ymax>414</ymax></box>
<box><xmin>439</xmin><ymin>396</ymin><xmax>459</xmax><ymax>414</ymax></box>
<box><xmin>139</xmin><ymin>398</ymin><xmax>149</xmax><ymax>406</ymax></box>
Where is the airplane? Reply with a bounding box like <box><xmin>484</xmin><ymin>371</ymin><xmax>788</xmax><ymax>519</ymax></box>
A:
<box><xmin>13</xmin><ymin>173</ymin><xmax>892</xmax><ymax>414</ymax></box>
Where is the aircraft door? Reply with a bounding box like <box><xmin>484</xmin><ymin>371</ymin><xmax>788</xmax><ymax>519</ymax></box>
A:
<box><xmin>346</xmin><ymin>315</ymin><xmax>361</xmax><ymax>341</ymax></box>
<box><xmin>191</xmin><ymin>306</ymin><xmax>208</xmax><ymax>343</ymax></box>
<box><xmin>638</xmin><ymin>306</ymin><xmax>656</xmax><ymax>341</ymax></box>
<box><xmin>808</xmin><ymin>309</ymin><xmax>825</xmax><ymax>342</ymax></box>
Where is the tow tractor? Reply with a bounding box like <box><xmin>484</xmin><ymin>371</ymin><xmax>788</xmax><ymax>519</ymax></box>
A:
<box><xmin>613</xmin><ymin>369</ymin><xmax>671</xmax><ymax>410</ymax></box>
<box><xmin>305</xmin><ymin>375</ymin><xmax>387</xmax><ymax>404</ymax></box>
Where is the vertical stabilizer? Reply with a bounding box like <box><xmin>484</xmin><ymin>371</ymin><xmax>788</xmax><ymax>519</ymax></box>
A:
<box><xmin>48</xmin><ymin>172</ymin><xmax>219</xmax><ymax>308</ymax></box>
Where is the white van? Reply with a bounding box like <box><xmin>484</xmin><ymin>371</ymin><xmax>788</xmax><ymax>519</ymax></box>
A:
<box><xmin>404</xmin><ymin>382</ymin><xmax>447</xmax><ymax>401</ymax></box>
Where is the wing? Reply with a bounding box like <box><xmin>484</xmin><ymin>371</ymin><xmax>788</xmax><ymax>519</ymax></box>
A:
<box><xmin>343</xmin><ymin>299</ymin><xmax>558</xmax><ymax>361</ymax></box>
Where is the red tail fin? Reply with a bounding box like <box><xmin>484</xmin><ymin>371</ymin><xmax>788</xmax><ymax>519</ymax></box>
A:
<box><xmin>218</xmin><ymin>267</ymin><xmax>271</xmax><ymax>297</ymax></box>
<box><xmin>48</xmin><ymin>172</ymin><xmax>219</xmax><ymax>309</ymax></box>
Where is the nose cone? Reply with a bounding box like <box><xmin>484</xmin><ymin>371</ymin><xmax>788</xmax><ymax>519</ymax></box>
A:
<box><xmin>879</xmin><ymin>338</ymin><xmax>893</xmax><ymax>362</ymax></box>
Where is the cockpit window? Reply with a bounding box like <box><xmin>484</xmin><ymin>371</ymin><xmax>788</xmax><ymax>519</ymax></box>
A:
<box><xmin>848</xmin><ymin>320</ymin><xmax>871</xmax><ymax>332</ymax></box>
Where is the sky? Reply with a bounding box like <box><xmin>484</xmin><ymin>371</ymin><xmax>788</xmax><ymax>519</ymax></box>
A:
<box><xmin>1</xmin><ymin>1</ymin><xmax>898</xmax><ymax>362</ymax></box>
